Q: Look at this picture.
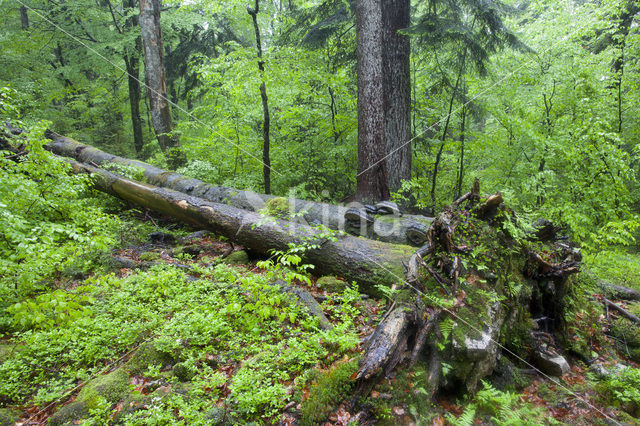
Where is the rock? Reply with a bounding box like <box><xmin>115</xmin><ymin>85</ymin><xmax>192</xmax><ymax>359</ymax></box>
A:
<box><xmin>181</xmin><ymin>230</ymin><xmax>211</xmax><ymax>242</ymax></box>
<box><xmin>364</xmin><ymin>204</ymin><xmax>378</xmax><ymax>215</ymax></box>
<box><xmin>173</xmin><ymin>362</ymin><xmax>196</xmax><ymax>382</ymax></box>
<box><xmin>589</xmin><ymin>363</ymin><xmax>610</xmax><ymax>379</ymax></box>
<box><xmin>278</xmin><ymin>281</ymin><xmax>333</xmax><ymax>330</ymax></box>
<box><xmin>149</xmin><ymin>231</ymin><xmax>176</xmax><ymax>245</ymax></box>
<box><xmin>449</xmin><ymin>301</ymin><xmax>505</xmax><ymax>392</ymax></box>
<box><xmin>76</xmin><ymin>368</ymin><xmax>130</xmax><ymax>409</ymax></box>
<box><xmin>532</xmin><ymin>346</ymin><xmax>570</xmax><ymax>376</ymax></box>
<box><xmin>316</xmin><ymin>276</ymin><xmax>348</xmax><ymax>293</ymax></box>
<box><xmin>124</xmin><ymin>343</ymin><xmax>175</xmax><ymax>376</ymax></box>
<box><xmin>47</xmin><ymin>402</ymin><xmax>89</xmax><ymax>426</ymax></box>
<box><xmin>0</xmin><ymin>408</ymin><xmax>21</xmax><ymax>426</ymax></box>
<box><xmin>222</xmin><ymin>250</ymin><xmax>249</xmax><ymax>265</ymax></box>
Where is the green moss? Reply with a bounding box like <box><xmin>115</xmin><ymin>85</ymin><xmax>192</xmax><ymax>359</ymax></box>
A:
<box><xmin>124</xmin><ymin>343</ymin><xmax>175</xmax><ymax>376</ymax></box>
<box><xmin>47</xmin><ymin>402</ymin><xmax>89</xmax><ymax>426</ymax></box>
<box><xmin>300</xmin><ymin>358</ymin><xmax>359</xmax><ymax>425</ymax></box>
<box><xmin>0</xmin><ymin>408</ymin><xmax>21</xmax><ymax>426</ymax></box>
<box><xmin>76</xmin><ymin>368</ymin><xmax>130</xmax><ymax>409</ymax></box>
<box><xmin>316</xmin><ymin>276</ymin><xmax>348</xmax><ymax>293</ymax></box>
<box><xmin>222</xmin><ymin>250</ymin><xmax>249</xmax><ymax>266</ymax></box>
<box><xmin>0</xmin><ymin>343</ymin><xmax>19</xmax><ymax>364</ymax></box>
<box><xmin>264</xmin><ymin>197</ymin><xmax>291</xmax><ymax>219</ymax></box>
<box><xmin>173</xmin><ymin>362</ymin><xmax>196</xmax><ymax>382</ymax></box>
<box><xmin>139</xmin><ymin>251</ymin><xmax>160</xmax><ymax>262</ymax></box>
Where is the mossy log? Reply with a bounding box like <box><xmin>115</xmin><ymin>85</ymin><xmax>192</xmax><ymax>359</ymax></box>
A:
<box><xmin>45</xmin><ymin>131</ymin><xmax>432</xmax><ymax>245</ymax></box>
<box><xmin>354</xmin><ymin>186</ymin><xmax>582</xmax><ymax>397</ymax></box>
<box><xmin>65</xmin><ymin>159</ymin><xmax>413</xmax><ymax>295</ymax></box>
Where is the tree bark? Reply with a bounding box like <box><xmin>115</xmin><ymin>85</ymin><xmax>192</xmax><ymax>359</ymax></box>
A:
<box><xmin>45</xmin><ymin>131</ymin><xmax>433</xmax><ymax>246</ymax></box>
<box><xmin>20</xmin><ymin>5</ymin><xmax>29</xmax><ymax>29</ymax></box>
<box><xmin>247</xmin><ymin>0</ymin><xmax>272</xmax><ymax>195</ymax></box>
<box><xmin>138</xmin><ymin>0</ymin><xmax>184</xmax><ymax>167</ymax></box>
<box><xmin>63</xmin><ymin>158</ymin><xmax>413</xmax><ymax>295</ymax></box>
<box><xmin>355</xmin><ymin>0</ymin><xmax>389</xmax><ymax>203</ymax></box>
<box><xmin>382</xmin><ymin>0</ymin><xmax>411</xmax><ymax>193</ymax></box>
<box><xmin>124</xmin><ymin>0</ymin><xmax>144</xmax><ymax>154</ymax></box>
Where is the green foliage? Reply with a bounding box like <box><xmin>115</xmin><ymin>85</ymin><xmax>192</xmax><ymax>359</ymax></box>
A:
<box><xmin>7</xmin><ymin>288</ymin><xmax>95</xmax><ymax>331</ymax></box>
<box><xmin>599</xmin><ymin>367</ymin><xmax>640</xmax><ymax>416</ymax></box>
<box><xmin>447</xmin><ymin>381</ymin><xmax>549</xmax><ymax>425</ymax></box>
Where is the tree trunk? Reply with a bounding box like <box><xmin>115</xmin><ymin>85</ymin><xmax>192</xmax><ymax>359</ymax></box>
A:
<box><xmin>138</xmin><ymin>0</ymin><xmax>184</xmax><ymax>167</ymax></box>
<box><xmin>247</xmin><ymin>0</ymin><xmax>272</xmax><ymax>195</ymax></box>
<box><xmin>62</xmin><ymin>158</ymin><xmax>412</xmax><ymax>295</ymax></box>
<box><xmin>45</xmin><ymin>131</ymin><xmax>433</xmax><ymax>246</ymax></box>
<box><xmin>382</xmin><ymin>0</ymin><xmax>411</xmax><ymax>192</ymax></box>
<box><xmin>355</xmin><ymin>0</ymin><xmax>389</xmax><ymax>203</ymax></box>
<box><xmin>20</xmin><ymin>5</ymin><xmax>29</xmax><ymax>29</ymax></box>
<box><xmin>124</xmin><ymin>0</ymin><xmax>144</xmax><ymax>154</ymax></box>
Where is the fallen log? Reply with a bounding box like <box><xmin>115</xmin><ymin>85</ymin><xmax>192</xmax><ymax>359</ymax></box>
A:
<box><xmin>353</xmin><ymin>187</ymin><xmax>582</xmax><ymax>397</ymax></box>
<box><xmin>44</xmin><ymin>131</ymin><xmax>433</xmax><ymax>246</ymax></box>
<box><xmin>64</xmin><ymin>158</ymin><xmax>413</xmax><ymax>295</ymax></box>
<box><xmin>598</xmin><ymin>280</ymin><xmax>640</xmax><ymax>301</ymax></box>
<box><xmin>604</xmin><ymin>298</ymin><xmax>640</xmax><ymax>325</ymax></box>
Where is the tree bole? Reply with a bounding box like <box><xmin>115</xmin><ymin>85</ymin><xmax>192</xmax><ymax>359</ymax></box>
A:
<box><xmin>65</xmin><ymin>158</ymin><xmax>412</xmax><ymax>295</ymax></box>
<box><xmin>45</xmin><ymin>131</ymin><xmax>432</xmax><ymax>245</ymax></box>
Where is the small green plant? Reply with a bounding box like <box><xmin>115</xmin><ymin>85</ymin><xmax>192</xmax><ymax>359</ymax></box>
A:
<box><xmin>7</xmin><ymin>288</ymin><xmax>95</xmax><ymax>330</ymax></box>
<box><xmin>598</xmin><ymin>367</ymin><xmax>640</xmax><ymax>416</ymax></box>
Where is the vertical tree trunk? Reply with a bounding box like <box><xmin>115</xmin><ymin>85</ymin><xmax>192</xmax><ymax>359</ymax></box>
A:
<box><xmin>455</xmin><ymin>103</ymin><xmax>466</xmax><ymax>200</ymax></box>
<box><xmin>123</xmin><ymin>0</ymin><xmax>144</xmax><ymax>154</ymax></box>
<box><xmin>382</xmin><ymin>0</ymin><xmax>411</xmax><ymax>193</ymax></box>
<box><xmin>355</xmin><ymin>0</ymin><xmax>389</xmax><ymax>203</ymax></box>
<box><xmin>20</xmin><ymin>5</ymin><xmax>29</xmax><ymax>29</ymax></box>
<box><xmin>138</xmin><ymin>0</ymin><xmax>184</xmax><ymax>167</ymax></box>
<box><xmin>247</xmin><ymin>0</ymin><xmax>271</xmax><ymax>195</ymax></box>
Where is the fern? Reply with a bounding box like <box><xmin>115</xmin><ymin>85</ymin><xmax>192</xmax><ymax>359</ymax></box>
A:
<box><xmin>445</xmin><ymin>404</ymin><xmax>476</xmax><ymax>426</ymax></box>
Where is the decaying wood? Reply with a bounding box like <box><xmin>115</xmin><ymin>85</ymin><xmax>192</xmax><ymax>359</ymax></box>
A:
<box><xmin>354</xmin><ymin>183</ymin><xmax>582</xmax><ymax>399</ymax></box>
<box><xmin>44</xmin><ymin>131</ymin><xmax>432</xmax><ymax>246</ymax></box>
<box><xmin>63</xmin><ymin>158</ymin><xmax>412</xmax><ymax>295</ymax></box>
<box><xmin>604</xmin><ymin>298</ymin><xmax>640</xmax><ymax>325</ymax></box>
<box><xmin>598</xmin><ymin>280</ymin><xmax>640</xmax><ymax>301</ymax></box>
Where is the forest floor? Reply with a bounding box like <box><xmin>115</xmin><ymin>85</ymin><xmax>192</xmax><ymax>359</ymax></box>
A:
<box><xmin>1</xmin><ymin>211</ymin><xmax>640</xmax><ymax>425</ymax></box>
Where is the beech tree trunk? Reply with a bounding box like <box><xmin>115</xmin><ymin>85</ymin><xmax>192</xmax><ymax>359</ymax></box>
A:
<box><xmin>355</xmin><ymin>0</ymin><xmax>389</xmax><ymax>203</ymax></box>
<box><xmin>138</xmin><ymin>0</ymin><xmax>184</xmax><ymax>166</ymax></box>
<box><xmin>45</xmin><ymin>132</ymin><xmax>433</xmax><ymax>246</ymax></box>
<box><xmin>382</xmin><ymin>0</ymin><xmax>411</xmax><ymax>192</ymax></box>
<box><xmin>63</xmin><ymin>158</ymin><xmax>412</xmax><ymax>295</ymax></box>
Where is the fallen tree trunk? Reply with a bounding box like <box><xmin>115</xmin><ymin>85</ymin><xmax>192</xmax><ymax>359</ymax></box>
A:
<box><xmin>598</xmin><ymin>280</ymin><xmax>640</xmax><ymax>301</ymax></box>
<box><xmin>64</xmin><ymin>158</ymin><xmax>412</xmax><ymax>295</ymax></box>
<box><xmin>354</xmin><ymin>186</ymin><xmax>583</xmax><ymax>397</ymax></box>
<box><xmin>45</xmin><ymin>131</ymin><xmax>432</xmax><ymax>246</ymax></box>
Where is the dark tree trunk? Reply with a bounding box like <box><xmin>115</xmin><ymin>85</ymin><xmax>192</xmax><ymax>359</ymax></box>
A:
<box><xmin>455</xmin><ymin>104</ymin><xmax>466</xmax><ymax>200</ymax></box>
<box><xmin>138</xmin><ymin>0</ymin><xmax>184</xmax><ymax>167</ymax></box>
<box><xmin>20</xmin><ymin>5</ymin><xmax>29</xmax><ymax>29</ymax></box>
<box><xmin>355</xmin><ymin>0</ymin><xmax>389</xmax><ymax>203</ymax></box>
<box><xmin>247</xmin><ymin>0</ymin><xmax>272</xmax><ymax>195</ymax></box>
<box><xmin>123</xmin><ymin>0</ymin><xmax>144</xmax><ymax>154</ymax></box>
<box><xmin>382</xmin><ymin>0</ymin><xmax>411</xmax><ymax>192</ymax></box>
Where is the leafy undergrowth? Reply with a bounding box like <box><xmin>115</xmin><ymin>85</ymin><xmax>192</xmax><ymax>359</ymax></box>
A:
<box><xmin>0</xmin><ymin>223</ymin><xmax>387</xmax><ymax>424</ymax></box>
